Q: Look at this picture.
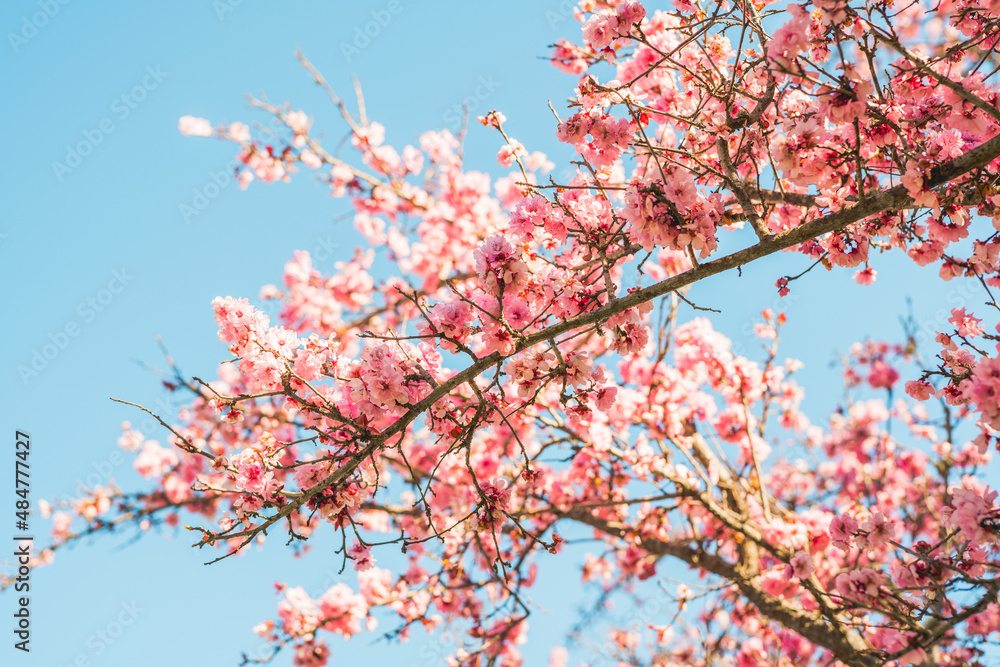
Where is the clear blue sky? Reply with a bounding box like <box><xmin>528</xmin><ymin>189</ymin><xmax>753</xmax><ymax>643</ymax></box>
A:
<box><xmin>0</xmin><ymin>1</ymin><xmax>984</xmax><ymax>665</ymax></box>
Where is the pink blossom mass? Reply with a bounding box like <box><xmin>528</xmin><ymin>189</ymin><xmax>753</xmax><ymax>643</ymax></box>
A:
<box><xmin>14</xmin><ymin>2</ymin><xmax>1000</xmax><ymax>666</ymax></box>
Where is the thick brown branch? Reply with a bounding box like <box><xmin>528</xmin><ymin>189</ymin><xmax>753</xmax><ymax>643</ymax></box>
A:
<box><xmin>218</xmin><ymin>129</ymin><xmax>1000</xmax><ymax>598</ymax></box>
<box><xmin>717</xmin><ymin>138</ymin><xmax>771</xmax><ymax>240</ymax></box>
<box><xmin>518</xmin><ymin>132</ymin><xmax>1000</xmax><ymax>349</ymax></box>
<box><xmin>563</xmin><ymin>508</ymin><xmax>879</xmax><ymax>667</ymax></box>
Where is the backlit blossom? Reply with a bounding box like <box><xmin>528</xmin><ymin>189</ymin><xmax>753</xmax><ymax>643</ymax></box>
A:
<box><xmin>178</xmin><ymin>115</ymin><xmax>212</xmax><ymax>137</ymax></box>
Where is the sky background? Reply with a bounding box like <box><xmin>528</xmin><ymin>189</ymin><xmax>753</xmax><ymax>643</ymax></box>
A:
<box><xmin>0</xmin><ymin>1</ymin><xmax>990</xmax><ymax>666</ymax></box>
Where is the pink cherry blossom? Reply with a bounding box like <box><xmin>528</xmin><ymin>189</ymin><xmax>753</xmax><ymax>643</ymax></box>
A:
<box><xmin>349</xmin><ymin>539</ymin><xmax>376</xmax><ymax>571</ymax></box>
<box><xmin>787</xmin><ymin>552</ymin><xmax>815</xmax><ymax>580</ymax></box>
<box><xmin>35</xmin><ymin>4</ymin><xmax>1000</xmax><ymax>666</ymax></box>
<box><xmin>949</xmin><ymin>308</ymin><xmax>984</xmax><ymax>338</ymax></box>
<box><xmin>829</xmin><ymin>512</ymin><xmax>859</xmax><ymax>551</ymax></box>
<box><xmin>178</xmin><ymin>115</ymin><xmax>213</xmax><ymax>137</ymax></box>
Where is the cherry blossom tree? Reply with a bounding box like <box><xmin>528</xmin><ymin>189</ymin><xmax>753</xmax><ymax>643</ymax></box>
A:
<box><xmin>9</xmin><ymin>0</ymin><xmax>1000</xmax><ymax>665</ymax></box>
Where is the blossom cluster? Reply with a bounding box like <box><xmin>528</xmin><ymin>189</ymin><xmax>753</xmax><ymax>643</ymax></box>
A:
<box><xmin>25</xmin><ymin>1</ymin><xmax>1000</xmax><ymax>666</ymax></box>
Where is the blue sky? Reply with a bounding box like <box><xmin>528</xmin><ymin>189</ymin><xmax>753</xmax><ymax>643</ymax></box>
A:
<box><xmin>0</xmin><ymin>1</ymin><xmax>988</xmax><ymax>665</ymax></box>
